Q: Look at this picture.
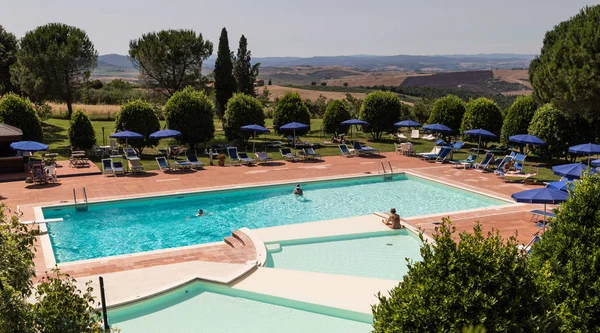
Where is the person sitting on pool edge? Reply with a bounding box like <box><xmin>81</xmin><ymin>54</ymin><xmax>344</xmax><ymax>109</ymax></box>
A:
<box><xmin>293</xmin><ymin>184</ymin><xmax>303</xmax><ymax>196</ymax></box>
<box><xmin>382</xmin><ymin>208</ymin><xmax>402</xmax><ymax>229</ymax></box>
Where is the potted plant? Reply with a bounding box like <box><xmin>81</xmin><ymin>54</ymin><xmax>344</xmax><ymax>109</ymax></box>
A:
<box><xmin>217</xmin><ymin>154</ymin><xmax>227</xmax><ymax>166</ymax></box>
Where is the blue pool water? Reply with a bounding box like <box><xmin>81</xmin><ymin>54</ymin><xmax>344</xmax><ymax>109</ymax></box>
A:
<box><xmin>108</xmin><ymin>281</ymin><xmax>372</xmax><ymax>333</ymax></box>
<box><xmin>44</xmin><ymin>174</ymin><xmax>506</xmax><ymax>263</ymax></box>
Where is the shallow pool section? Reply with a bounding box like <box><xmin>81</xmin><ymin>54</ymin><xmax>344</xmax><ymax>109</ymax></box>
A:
<box><xmin>265</xmin><ymin>230</ymin><xmax>422</xmax><ymax>280</ymax></box>
<box><xmin>43</xmin><ymin>174</ymin><xmax>506</xmax><ymax>263</ymax></box>
<box><xmin>108</xmin><ymin>281</ymin><xmax>372</xmax><ymax>333</ymax></box>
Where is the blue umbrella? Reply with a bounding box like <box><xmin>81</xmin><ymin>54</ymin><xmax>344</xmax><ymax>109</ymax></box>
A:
<box><xmin>423</xmin><ymin>123</ymin><xmax>452</xmax><ymax>134</ymax></box>
<box><xmin>394</xmin><ymin>120</ymin><xmax>422</xmax><ymax>128</ymax></box>
<box><xmin>9</xmin><ymin>141</ymin><xmax>48</xmax><ymax>152</ymax></box>
<box><xmin>552</xmin><ymin>163</ymin><xmax>597</xmax><ymax>180</ymax></box>
<box><xmin>592</xmin><ymin>159</ymin><xmax>600</xmax><ymax>167</ymax></box>
<box><xmin>340</xmin><ymin>119</ymin><xmax>369</xmax><ymax>138</ymax></box>
<box><xmin>149</xmin><ymin>129</ymin><xmax>181</xmax><ymax>139</ymax></box>
<box><xmin>568</xmin><ymin>143</ymin><xmax>600</xmax><ymax>166</ymax></box>
<box><xmin>546</xmin><ymin>180</ymin><xmax>576</xmax><ymax>192</ymax></box>
<box><xmin>512</xmin><ymin>187</ymin><xmax>569</xmax><ymax>232</ymax></box>
<box><xmin>463</xmin><ymin>129</ymin><xmax>497</xmax><ymax>159</ymax></box>
<box><xmin>241</xmin><ymin>124</ymin><xmax>270</xmax><ymax>152</ymax></box>
<box><xmin>109</xmin><ymin>130</ymin><xmax>144</xmax><ymax>139</ymax></box>
<box><xmin>279</xmin><ymin>122</ymin><xmax>309</xmax><ymax>150</ymax></box>
<box><xmin>509</xmin><ymin>134</ymin><xmax>546</xmax><ymax>146</ymax></box>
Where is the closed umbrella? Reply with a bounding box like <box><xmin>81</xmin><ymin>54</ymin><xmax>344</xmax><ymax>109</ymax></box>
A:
<box><xmin>552</xmin><ymin>163</ymin><xmax>597</xmax><ymax>180</ymax></box>
<box><xmin>340</xmin><ymin>119</ymin><xmax>369</xmax><ymax>138</ymax></box>
<box><xmin>280</xmin><ymin>122</ymin><xmax>309</xmax><ymax>151</ymax></box>
<box><xmin>240</xmin><ymin>124</ymin><xmax>270</xmax><ymax>153</ymax></box>
<box><xmin>9</xmin><ymin>141</ymin><xmax>49</xmax><ymax>152</ymax></box>
<box><xmin>511</xmin><ymin>188</ymin><xmax>569</xmax><ymax>232</ymax></box>
<box><xmin>568</xmin><ymin>143</ymin><xmax>600</xmax><ymax>166</ymax></box>
<box><xmin>463</xmin><ymin>129</ymin><xmax>497</xmax><ymax>159</ymax></box>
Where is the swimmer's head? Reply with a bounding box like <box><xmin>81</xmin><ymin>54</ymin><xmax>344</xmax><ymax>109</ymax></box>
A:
<box><xmin>197</xmin><ymin>209</ymin><xmax>203</xmax><ymax>215</ymax></box>
<box><xmin>296</xmin><ymin>184</ymin><xmax>301</xmax><ymax>188</ymax></box>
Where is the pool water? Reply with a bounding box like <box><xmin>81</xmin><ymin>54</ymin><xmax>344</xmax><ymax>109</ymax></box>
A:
<box><xmin>265</xmin><ymin>231</ymin><xmax>422</xmax><ymax>280</ymax></box>
<box><xmin>44</xmin><ymin>174</ymin><xmax>506</xmax><ymax>263</ymax></box>
<box><xmin>108</xmin><ymin>281</ymin><xmax>372</xmax><ymax>333</ymax></box>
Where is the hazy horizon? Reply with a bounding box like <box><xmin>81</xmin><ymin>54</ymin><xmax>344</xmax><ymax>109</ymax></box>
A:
<box><xmin>2</xmin><ymin>0</ymin><xmax>597</xmax><ymax>57</ymax></box>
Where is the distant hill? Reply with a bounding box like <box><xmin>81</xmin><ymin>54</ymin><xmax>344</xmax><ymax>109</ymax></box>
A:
<box><xmin>98</xmin><ymin>54</ymin><xmax>135</xmax><ymax>69</ymax></box>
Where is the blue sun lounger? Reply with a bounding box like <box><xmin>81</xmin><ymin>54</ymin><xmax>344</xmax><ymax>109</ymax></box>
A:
<box><xmin>449</xmin><ymin>154</ymin><xmax>477</xmax><ymax>169</ymax></box>
<box><xmin>303</xmin><ymin>147</ymin><xmax>322</xmax><ymax>159</ymax></box>
<box><xmin>112</xmin><ymin>160</ymin><xmax>125</xmax><ymax>175</ymax></box>
<box><xmin>102</xmin><ymin>158</ymin><xmax>114</xmax><ymax>176</ymax></box>
<box><xmin>339</xmin><ymin>144</ymin><xmax>354</xmax><ymax>157</ymax></box>
<box><xmin>155</xmin><ymin>156</ymin><xmax>172</xmax><ymax>172</ymax></box>
<box><xmin>186</xmin><ymin>153</ymin><xmax>205</xmax><ymax>169</ymax></box>
<box><xmin>280</xmin><ymin>148</ymin><xmax>300</xmax><ymax>161</ymax></box>
<box><xmin>423</xmin><ymin>147</ymin><xmax>451</xmax><ymax>162</ymax></box>
<box><xmin>237</xmin><ymin>152</ymin><xmax>256</xmax><ymax>165</ymax></box>
<box><xmin>255</xmin><ymin>151</ymin><xmax>273</xmax><ymax>164</ymax></box>
<box><xmin>227</xmin><ymin>147</ymin><xmax>242</xmax><ymax>165</ymax></box>
<box><xmin>352</xmin><ymin>141</ymin><xmax>378</xmax><ymax>155</ymax></box>
<box><xmin>475</xmin><ymin>153</ymin><xmax>494</xmax><ymax>172</ymax></box>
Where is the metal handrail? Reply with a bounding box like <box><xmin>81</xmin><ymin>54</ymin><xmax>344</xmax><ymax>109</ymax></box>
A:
<box><xmin>387</xmin><ymin>160</ymin><xmax>393</xmax><ymax>174</ymax></box>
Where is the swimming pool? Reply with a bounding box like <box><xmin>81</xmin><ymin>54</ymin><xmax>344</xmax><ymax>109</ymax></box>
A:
<box><xmin>265</xmin><ymin>230</ymin><xmax>422</xmax><ymax>280</ymax></box>
<box><xmin>43</xmin><ymin>174</ymin><xmax>506</xmax><ymax>263</ymax></box>
<box><xmin>107</xmin><ymin>281</ymin><xmax>372</xmax><ymax>333</ymax></box>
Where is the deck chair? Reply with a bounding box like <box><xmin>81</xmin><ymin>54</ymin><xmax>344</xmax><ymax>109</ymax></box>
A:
<box><xmin>255</xmin><ymin>151</ymin><xmax>273</xmax><ymax>164</ymax></box>
<box><xmin>418</xmin><ymin>146</ymin><xmax>441</xmax><ymax>159</ymax></box>
<box><xmin>102</xmin><ymin>159</ymin><xmax>114</xmax><ymax>176</ymax></box>
<box><xmin>449</xmin><ymin>154</ymin><xmax>477</xmax><ymax>169</ymax></box>
<box><xmin>435</xmin><ymin>139</ymin><xmax>445</xmax><ymax>146</ymax></box>
<box><xmin>303</xmin><ymin>147</ymin><xmax>322</xmax><ymax>159</ymax></box>
<box><xmin>423</xmin><ymin>147</ymin><xmax>449</xmax><ymax>162</ymax></box>
<box><xmin>155</xmin><ymin>156</ymin><xmax>172</xmax><ymax>172</ymax></box>
<box><xmin>493</xmin><ymin>156</ymin><xmax>514</xmax><ymax>175</ymax></box>
<box><xmin>45</xmin><ymin>165</ymin><xmax>58</xmax><ymax>183</ymax></box>
<box><xmin>186</xmin><ymin>153</ymin><xmax>205</xmax><ymax>169</ymax></box>
<box><xmin>452</xmin><ymin>142</ymin><xmax>464</xmax><ymax>151</ymax></box>
<box><xmin>434</xmin><ymin>147</ymin><xmax>453</xmax><ymax>163</ymax></box>
<box><xmin>227</xmin><ymin>147</ymin><xmax>242</xmax><ymax>165</ymax></box>
<box><xmin>422</xmin><ymin>134</ymin><xmax>436</xmax><ymax>141</ymax></box>
<box><xmin>339</xmin><ymin>144</ymin><xmax>354</xmax><ymax>157</ymax></box>
<box><xmin>280</xmin><ymin>148</ymin><xmax>300</xmax><ymax>161</ymax></box>
<box><xmin>410</xmin><ymin>129</ymin><xmax>420</xmax><ymax>139</ymax></box>
<box><xmin>502</xmin><ymin>172</ymin><xmax>537</xmax><ymax>183</ymax></box>
<box><xmin>123</xmin><ymin>147</ymin><xmax>139</xmax><ymax>160</ymax></box>
<box><xmin>237</xmin><ymin>152</ymin><xmax>256</xmax><ymax>165</ymax></box>
<box><xmin>352</xmin><ymin>141</ymin><xmax>378</xmax><ymax>155</ymax></box>
<box><xmin>517</xmin><ymin>235</ymin><xmax>541</xmax><ymax>254</ymax></box>
<box><xmin>128</xmin><ymin>159</ymin><xmax>145</xmax><ymax>174</ymax></box>
<box><xmin>109</xmin><ymin>139</ymin><xmax>119</xmax><ymax>155</ymax></box>
<box><xmin>474</xmin><ymin>153</ymin><xmax>494</xmax><ymax>172</ymax></box>
<box><xmin>112</xmin><ymin>161</ymin><xmax>125</xmax><ymax>175</ymax></box>
<box><xmin>513</xmin><ymin>153</ymin><xmax>527</xmax><ymax>173</ymax></box>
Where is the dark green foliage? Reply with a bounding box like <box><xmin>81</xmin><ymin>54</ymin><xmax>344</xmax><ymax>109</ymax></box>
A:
<box><xmin>530</xmin><ymin>173</ymin><xmax>600</xmax><ymax>331</ymax></box>
<box><xmin>565</xmin><ymin>113</ymin><xmax>593</xmax><ymax>155</ymax></box>
<box><xmin>68</xmin><ymin>111</ymin><xmax>96</xmax><ymax>150</ymax></box>
<box><xmin>11</xmin><ymin>23</ymin><xmax>97</xmax><ymax>118</ymax></box>
<box><xmin>372</xmin><ymin>219</ymin><xmax>550</xmax><ymax>332</ymax></box>
<box><xmin>0</xmin><ymin>25</ymin><xmax>18</xmax><ymax>94</ymax></box>
<box><xmin>164</xmin><ymin>87</ymin><xmax>215</xmax><ymax>148</ymax></box>
<box><xmin>305</xmin><ymin>95</ymin><xmax>327</xmax><ymax>118</ymax></box>
<box><xmin>343</xmin><ymin>82</ymin><xmax>348</xmax><ymax>87</ymax></box>
<box><xmin>213</xmin><ymin>28</ymin><xmax>236</xmax><ymax>120</ymax></box>
<box><xmin>268</xmin><ymin>78</ymin><xmax>272</xmax><ymax>85</ymax></box>
<box><xmin>344</xmin><ymin>93</ymin><xmax>363</xmax><ymax>118</ymax></box>
<box><xmin>529</xmin><ymin>5</ymin><xmax>600</xmax><ymax>121</ymax></box>
<box><xmin>233</xmin><ymin>35</ymin><xmax>260</xmax><ymax>96</ymax></box>
<box><xmin>460</xmin><ymin>98</ymin><xmax>503</xmax><ymax>142</ymax></box>
<box><xmin>223</xmin><ymin>93</ymin><xmax>265</xmax><ymax>144</ymax></box>
<box><xmin>428</xmin><ymin>94</ymin><xmax>465</xmax><ymax>132</ymax></box>
<box><xmin>500</xmin><ymin>95</ymin><xmax>537</xmax><ymax>143</ymax></box>
<box><xmin>411</xmin><ymin>99</ymin><xmax>433</xmax><ymax>124</ymax></box>
<box><xmin>115</xmin><ymin>99</ymin><xmax>160</xmax><ymax>153</ymax></box>
<box><xmin>80</xmin><ymin>79</ymin><xmax>151</xmax><ymax>105</ymax></box>
<box><xmin>0</xmin><ymin>93</ymin><xmax>43</xmax><ymax>141</ymax></box>
<box><xmin>272</xmin><ymin>92</ymin><xmax>311</xmax><ymax>135</ymax></box>
<box><xmin>322</xmin><ymin>100</ymin><xmax>351</xmax><ymax>135</ymax></box>
<box><xmin>359</xmin><ymin>91</ymin><xmax>407</xmax><ymax>141</ymax></box>
<box><xmin>528</xmin><ymin>104</ymin><xmax>570</xmax><ymax>159</ymax></box>
<box><xmin>129</xmin><ymin>29</ymin><xmax>213</xmax><ymax>97</ymax></box>
<box><xmin>320</xmin><ymin>82</ymin><xmax>326</xmax><ymax>86</ymax></box>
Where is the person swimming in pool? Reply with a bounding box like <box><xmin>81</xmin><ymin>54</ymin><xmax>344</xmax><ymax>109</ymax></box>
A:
<box><xmin>196</xmin><ymin>209</ymin><xmax>204</xmax><ymax>216</ymax></box>
<box><xmin>293</xmin><ymin>184</ymin><xmax>303</xmax><ymax>196</ymax></box>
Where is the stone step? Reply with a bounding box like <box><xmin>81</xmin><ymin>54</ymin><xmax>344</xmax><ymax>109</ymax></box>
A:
<box><xmin>231</xmin><ymin>230</ymin><xmax>249</xmax><ymax>246</ymax></box>
<box><xmin>224</xmin><ymin>236</ymin><xmax>244</xmax><ymax>248</ymax></box>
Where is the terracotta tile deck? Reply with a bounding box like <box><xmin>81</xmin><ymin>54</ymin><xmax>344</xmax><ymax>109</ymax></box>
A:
<box><xmin>0</xmin><ymin>160</ymin><xmax>101</xmax><ymax>183</ymax></box>
<box><xmin>1</xmin><ymin>153</ymin><xmax>546</xmax><ymax>279</ymax></box>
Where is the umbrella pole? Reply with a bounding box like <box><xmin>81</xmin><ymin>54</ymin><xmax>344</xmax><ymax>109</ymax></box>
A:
<box><xmin>252</xmin><ymin>131</ymin><xmax>256</xmax><ymax>153</ymax></box>
<box><xmin>294</xmin><ymin>129</ymin><xmax>297</xmax><ymax>153</ymax></box>
<box><xmin>477</xmin><ymin>136</ymin><xmax>481</xmax><ymax>160</ymax></box>
<box><xmin>543</xmin><ymin>203</ymin><xmax>547</xmax><ymax>233</ymax></box>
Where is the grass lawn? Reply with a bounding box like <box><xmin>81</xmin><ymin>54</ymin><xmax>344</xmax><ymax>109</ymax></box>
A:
<box><xmin>41</xmin><ymin>117</ymin><xmax>564</xmax><ymax>181</ymax></box>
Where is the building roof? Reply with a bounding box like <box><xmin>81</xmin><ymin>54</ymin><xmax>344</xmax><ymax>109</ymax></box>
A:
<box><xmin>0</xmin><ymin>123</ymin><xmax>23</xmax><ymax>138</ymax></box>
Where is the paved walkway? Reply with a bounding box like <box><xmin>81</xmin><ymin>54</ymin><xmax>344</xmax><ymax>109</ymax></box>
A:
<box><xmin>1</xmin><ymin>153</ymin><xmax>547</xmax><ymax>279</ymax></box>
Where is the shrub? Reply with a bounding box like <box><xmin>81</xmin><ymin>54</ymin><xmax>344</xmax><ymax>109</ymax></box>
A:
<box><xmin>311</xmin><ymin>82</ymin><xmax>317</xmax><ymax>86</ymax></box>
<box><xmin>372</xmin><ymin>219</ymin><xmax>551</xmax><ymax>332</ymax></box>
<box><xmin>223</xmin><ymin>93</ymin><xmax>265</xmax><ymax>144</ymax></box>
<box><xmin>320</xmin><ymin>82</ymin><xmax>326</xmax><ymax>86</ymax></box>
<box><xmin>33</xmin><ymin>102</ymin><xmax>52</xmax><ymax>121</ymax></box>
<box><xmin>305</xmin><ymin>95</ymin><xmax>327</xmax><ymax>118</ymax></box>
<box><xmin>164</xmin><ymin>87</ymin><xmax>215</xmax><ymax>148</ymax></box>
<box><xmin>68</xmin><ymin>110</ymin><xmax>96</xmax><ymax>150</ymax></box>
<box><xmin>359</xmin><ymin>91</ymin><xmax>406</xmax><ymax>141</ymax></box>
<box><xmin>528</xmin><ymin>104</ymin><xmax>570</xmax><ymax>159</ymax></box>
<box><xmin>531</xmin><ymin>173</ymin><xmax>600</xmax><ymax>331</ymax></box>
<box><xmin>343</xmin><ymin>82</ymin><xmax>348</xmax><ymax>87</ymax></box>
<box><xmin>272</xmin><ymin>92</ymin><xmax>311</xmax><ymax>135</ymax></box>
<box><xmin>0</xmin><ymin>93</ymin><xmax>43</xmax><ymax>141</ymax></box>
<box><xmin>411</xmin><ymin>99</ymin><xmax>433</xmax><ymax>124</ymax></box>
<box><xmin>460</xmin><ymin>98</ymin><xmax>503</xmax><ymax>142</ymax></box>
<box><xmin>428</xmin><ymin>95</ymin><xmax>466</xmax><ymax>132</ymax></box>
<box><xmin>322</xmin><ymin>100</ymin><xmax>351</xmax><ymax>135</ymax></box>
<box><xmin>115</xmin><ymin>99</ymin><xmax>160</xmax><ymax>154</ymax></box>
<box><xmin>500</xmin><ymin>95</ymin><xmax>537</xmax><ymax>143</ymax></box>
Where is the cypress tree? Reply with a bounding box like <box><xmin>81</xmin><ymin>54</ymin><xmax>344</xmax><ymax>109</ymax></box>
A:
<box><xmin>233</xmin><ymin>35</ymin><xmax>260</xmax><ymax>96</ymax></box>
<box><xmin>213</xmin><ymin>27</ymin><xmax>236</xmax><ymax>120</ymax></box>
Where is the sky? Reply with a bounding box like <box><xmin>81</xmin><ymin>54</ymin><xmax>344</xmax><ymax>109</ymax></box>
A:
<box><xmin>1</xmin><ymin>0</ymin><xmax>598</xmax><ymax>57</ymax></box>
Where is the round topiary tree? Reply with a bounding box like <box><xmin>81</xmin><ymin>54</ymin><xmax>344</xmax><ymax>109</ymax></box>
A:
<box><xmin>428</xmin><ymin>95</ymin><xmax>466</xmax><ymax>132</ymax></box>
<box><xmin>460</xmin><ymin>98</ymin><xmax>503</xmax><ymax>142</ymax></box>
<box><xmin>500</xmin><ymin>95</ymin><xmax>537</xmax><ymax>143</ymax></box>
<box><xmin>164</xmin><ymin>87</ymin><xmax>215</xmax><ymax>149</ymax></box>
<box><xmin>115</xmin><ymin>99</ymin><xmax>160</xmax><ymax>154</ymax></box>
<box><xmin>528</xmin><ymin>104</ymin><xmax>570</xmax><ymax>159</ymax></box>
<box><xmin>272</xmin><ymin>92</ymin><xmax>311</xmax><ymax>135</ymax></box>
<box><xmin>223</xmin><ymin>93</ymin><xmax>265</xmax><ymax>145</ymax></box>
<box><xmin>68</xmin><ymin>110</ymin><xmax>96</xmax><ymax>150</ymax></box>
<box><xmin>0</xmin><ymin>93</ymin><xmax>43</xmax><ymax>141</ymax></box>
<box><xmin>359</xmin><ymin>91</ymin><xmax>404</xmax><ymax>141</ymax></box>
<box><xmin>322</xmin><ymin>100</ymin><xmax>351</xmax><ymax>136</ymax></box>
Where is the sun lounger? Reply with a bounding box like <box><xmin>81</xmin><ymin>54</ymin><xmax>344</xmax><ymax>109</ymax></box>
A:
<box><xmin>513</xmin><ymin>153</ymin><xmax>527</xmax><ymax>173</ymax></box>
<box><xmin>422</xmin><ymin>147</ymin><xmax>449</xmax><ymax>161</ymax></box>
<box><xmin>155</xmin><ymin>156</ymin><xmax>172</xmax><ymax>172</ymax></box>
<box><xmin>422</xmin><ymin>134</ymin><xmax>436</xmax><ymax>141</ymax></box>
<box><xmin>303</xmin><ymin>147</ymin><xmax>322</xmax><ymax>159</ymax></box>
<box><xmin>434</xmin><ymin>147</ymin><xmax>453</xmax><ymax>163</ymax></box>
<box><xmin>530</xmin><ymin>209</ymin><xmax>556</xmax><ymax>222</ymax></box>
<box><xmin>449</xmin><ymin>154</ymin><xmax>477</xmax><ymax>169</ymax></box>
<box><xmin>352</xmin><ymin>141</ymin><xmax>378</xmax><ymax>155</ymax></box>
<box><xmin>517</xmin><ymin>235</ymin><xmax>541</xmax><ymax>254</ymax></box>
<box><xmin>435</xmin><ymin>139</ymin><xmax>445</xmax><ymax>146</ymax></box>
<box><xmin>255</xmin><ymin>151</ymin><xmax>273</xmax><ymax>164</ymax></box>
<box><xmin>237</xmin><ymin>152</ymin><xmax>256</xmax><ymax>165</ymax></box>
<box><xmin>112</xmin><ymin>161</ymin><xmax>125</xmax><ymax>175</ymax></box>
<box><xmin>339</xmin><ymin>144</ymin><xmax>354</xmax><ymax>157</ymax></box>
<box><xmin>452</xmin><ymin>142</ymin><xmax>464</xmax><ymax>151</ymax></box>
<box><xmin>501</xmin><ymin>172</ymin><xmax>537</xmax><ymax>183</ymax></box>
<box><xmin>102</xmin><ymin>159</ymin><xmax>114</xmax><ymax>176</ymax></box>
<box><xmin>280</xmin><ymin>148</ymin><xmax>300</xmax><ymax>161</ymax></box>
<box><xmin>186</xmin><ymin>152</ymin><xmax>205</xmax><ymax>169</ymax></box>
<box><xmin>128</xmin><ymin>159</ymin><xmax>145</xmax><ymax>174</ymax></box>
<box><xmin>474</xmin><ymin>153</ymin><xmax>494</xmax><ymax>172</ymax></box>
<box><xmin>123</xmin><ymin>147</ymin><xmax>139</xmax><ymax>160</ymax></box>
<box><xmin>418</xmin><ymin>146</ymin><xmax>441</xmax><ymax>159</ymax></box>
<box><xmin>227</xmin><ymin>147</ymin><xmax>242</xmax><ymax>165</ymax></box>
<box><xmin>173</xmin><ymin>161</ymin><xmax>193</xmax><ymax>170</ymax></box>
<box><xmin>410</xmin><ymin>130</ymin><xmax>420</xmax><ymax>139</ymax></box>
<box><xmin>493</xmin><ymin>156</ymin><xmax>514</xmax><ymax>175</ymax></box>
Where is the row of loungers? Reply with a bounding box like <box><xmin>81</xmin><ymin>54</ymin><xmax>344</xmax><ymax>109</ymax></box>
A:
<box><xmin>338</xmin><ymin>142</ymin><xmax>380</xmax><ymax>157</ymax></box>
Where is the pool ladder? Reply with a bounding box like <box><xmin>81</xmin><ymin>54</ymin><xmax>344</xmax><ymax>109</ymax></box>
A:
<box><xmin>378</xmin><ymin>160</ymin><xmax>394</xmax><ymax>181</ymax></box>
<box><xmin>73</xmin><ymin>187</ymin><xmax>88</xmax><ymax>212</ymax></box>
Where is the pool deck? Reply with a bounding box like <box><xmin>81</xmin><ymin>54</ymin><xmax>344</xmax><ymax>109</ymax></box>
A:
<box><xmin>2</xmin><ymin>152</ymin><xmax>550</xmax><ymax>316</ymax></box>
